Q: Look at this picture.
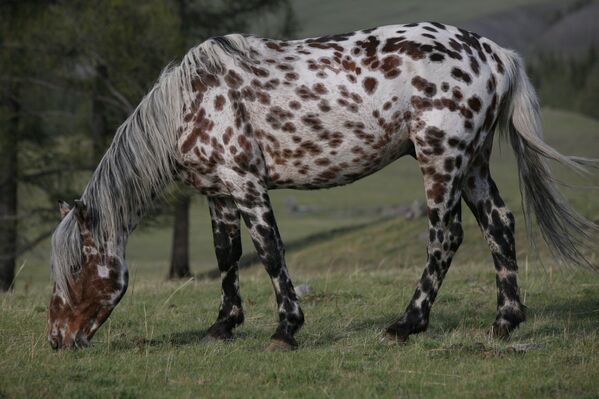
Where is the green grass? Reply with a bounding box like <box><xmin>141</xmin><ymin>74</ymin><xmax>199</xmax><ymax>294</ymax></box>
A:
<box><xmin>2</xmin><ymin>107</ymin><xmax>599</xmax><ymax>397</ymax></box>
<box><xmin>4</xmin><ymin>1</ymin><xmax>599</xmax><ymax>395</ymax></box>
<box><xmin>2</xmin><ymin>227</ymin><xmax>599</xmax><ymax>398</ymax></box>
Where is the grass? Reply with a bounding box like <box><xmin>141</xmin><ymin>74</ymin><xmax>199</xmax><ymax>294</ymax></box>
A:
<box><xmin>2</xmin><ymin>230</ymin><xmax>599</xmax><ymax>398</ymax></box>
<box><xmin>4</xmin><ymin>0</ymin><xmax>599</xmax><ymax>395</ymax></box>
<box><xmin>2</xmin><ymin>107</ymin><xmax>599</xmax><ymax>397</ymax></box>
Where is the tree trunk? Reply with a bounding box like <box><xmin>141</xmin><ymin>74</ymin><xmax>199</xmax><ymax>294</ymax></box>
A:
<box><xmin>169</xmin><ymin>194</ymin><xmax>191</xmax><ymax>279</ymax></box>
<box><xmin>91</xmin><ymin>63</ymin><xmax>111</xmax><ymax>164</ymax></box>
<box><xmin>0</xmin><ymin>86</ymin><xmax>19</xmax><ymax>291</ymax></box>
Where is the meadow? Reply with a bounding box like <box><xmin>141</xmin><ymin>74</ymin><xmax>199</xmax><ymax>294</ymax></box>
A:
<box><xmin>1</xmin><ymin>107</ymin><xmax>598</xmax><ymax>398</ymax></box>
<box><xmin>3</xmin><ymin>0</ymin><xmax>599</xmax><ymax>395</ymax></box>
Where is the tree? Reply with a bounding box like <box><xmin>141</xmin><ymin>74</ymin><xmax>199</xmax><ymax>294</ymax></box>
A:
<box><xmin>0</xmin><ymin>1</ymin><xmax>70</xmax><ymax>291</ymax></box>
<box><xmin>528</xmin><ymin>48</ymin><xmax>599</xmax><ymax>120</ymax></box>
<box><xmin>0</xmin><ymin>80</ymin><xmax>19</xmax><ymax>291</ymax></box>
<box><xmin>0</xmin><ymin>0</ymin><xmax>182</xmax><ymax>290</ymax></box>
<box><xmin>0</xmin><ymin>0</ymin><xmax>298</xmax><ymax>290</ymax></box>
<box><xmin>169</xmin><ymin>194</ymin><xmax>192</xmax><ymax>278</ymax></box>
<box><xmin>167</xmin><ymin>0</ymin><xmax>297</xmax><ymax>279</ymax></box>
<box><xmin>44</xmin><ymin>1</ymin><xmax>298</xmax><ymax>280</ymax></box>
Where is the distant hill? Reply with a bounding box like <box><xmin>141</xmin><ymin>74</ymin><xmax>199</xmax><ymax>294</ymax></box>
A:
<box><xmin>291</xmin><ymin>0</ymin><xmax>599</xmax><ymax>57</ymax></box>
<box><xmin>462</xmin><ymin>0</ymin><xmax>599</xmax><ymax>56</ymax></box>
<box><xmin>534</xmin><ymin>1</ymin><xmax>599</xmax><ymax>55</ymax></box>
<box><xmin>290</xmin><ymin>0</ymin><xmax>578</xmax><ymax>38</ymax></box>
<box><xmin>288</xmin><ymin>0</ymin><xmax>599</xmax><ymax>121</ymax></box>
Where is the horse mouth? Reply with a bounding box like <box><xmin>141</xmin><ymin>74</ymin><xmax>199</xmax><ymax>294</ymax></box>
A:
<box><xmin>48</xmin><ymin>330</ymin><xmax>90</xmax><ymax>350</ymax></box>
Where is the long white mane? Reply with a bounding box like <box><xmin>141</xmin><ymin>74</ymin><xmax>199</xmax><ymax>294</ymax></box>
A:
<box><xmin>51</xmin><ymin>34</ymin><xmax>251</xmax><ymax>301</ymax></box>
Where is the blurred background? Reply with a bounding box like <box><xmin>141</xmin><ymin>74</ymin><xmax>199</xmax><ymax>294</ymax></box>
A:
<box><xmin>1</xmin><ymin>0</ymin><xmax>599</xmax><ymax>291</ymax></box>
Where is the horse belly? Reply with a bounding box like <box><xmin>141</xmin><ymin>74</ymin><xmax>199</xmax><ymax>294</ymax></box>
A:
<box><xmin>253</xmin><ymin>104</ymin><xmax>412</xmax><ymax>190</ymax></box>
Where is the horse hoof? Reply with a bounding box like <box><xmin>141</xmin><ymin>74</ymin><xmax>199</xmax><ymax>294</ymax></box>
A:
<box><xmin>202</xmin><ymin>332</ymin><xmax>233</xmax><ymax>343</ymax></box>
<box><xmin>204</xmin><ymin>323</ymin><xmax>235</xmax><ymax>342</ymax></box>
<box><xmin>489</xmin><ymin>324</ymin><xmax>511</xmax><ymax>340</ymax></box>
<box><xmin>380</xmin><ymin>332</ymin><xmax>409</xmax><ymax>346</ymax></box>
<box><xmin>265</xmin><ymin>338</ymin><xmax>297</xmax><ymax>352</ymax></box>
<box><xmin>202</xmin><ymin>335</ymin><xmax>218</xmax><ymax>343</ymax></box>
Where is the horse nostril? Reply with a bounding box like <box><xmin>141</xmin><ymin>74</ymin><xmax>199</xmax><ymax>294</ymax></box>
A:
<box><xmin>49</xmin><ymin>335</ymin><xmax>62</xmax><ymax>350</ymax></box>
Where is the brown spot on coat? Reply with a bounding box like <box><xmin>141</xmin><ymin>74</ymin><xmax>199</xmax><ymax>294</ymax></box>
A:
<box><xmin>214</xmin><ymin>95</ymin><xmax>226</xmax><ymax>111</ymax></box>
<box><xmin>467</xmin><ymin>96</ymin><xmax>482</xmax><ymax>113</ymax></box>
<box><xmin>313</xmin><ymin>83</ymin><xmax>328</xmax><ymax>95</ymax></box>
<box><xmin>411</xmin><ymin>96</ymin><xmax>433</xmax><ymax>111</ymax></box>
<box><xmin>450</xmin><ymin>67</ymin><xmax>472</xmax><ymax>84</ymax></box>
<box><xmin>222</xmin><ymin>127</ymin><xmax>233</xmax><ymax>145</ymax></box>
<box><xmin>225</xmin><ymin>70</ymin><xmax>243</xmax><ymax>89</ymax></box>
<box><xmin>363</xmin><ymin>77</ymin><xmax>378</xmax><ymax>94</ymax></box>
<box><xmin>412</xmin><ymin>76</ymin><xmax>437</xmax><ymax>97</ymax></box>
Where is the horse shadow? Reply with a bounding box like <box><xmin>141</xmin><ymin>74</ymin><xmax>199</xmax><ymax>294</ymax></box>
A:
<box><xmin>108</xmin><ymin>327</ymin><xmax>262</xmax><ymax>351</ymax></box>
<box><xmin>341</xmin><ymin>294</ymin><xmax>599</xmax><ymax>341</ymax></box>
<box><xmin>106</xmin><ymin>294</ymin><xmax>598</xmax><ymax>351</ymax></box>
<box><xmin>107</xmin><ymin>329</ymin><xmax>209</xmax><ymax>351</ymax></box>
<box><xmin>516</xmin><ymin>294</ymin><xmax>599</xmax><ymax>339</ymax></box>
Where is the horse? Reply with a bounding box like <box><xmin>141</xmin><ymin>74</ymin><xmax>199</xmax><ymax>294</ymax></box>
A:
<box><xmin>48</xmin><ymin>22</ymin><xmax>597</xmax><ymax>351</ymax></box>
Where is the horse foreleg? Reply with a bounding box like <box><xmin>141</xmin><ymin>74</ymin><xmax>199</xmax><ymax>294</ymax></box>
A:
<box><xmin>226</xmin><ymin>176</ymin><xmax>304</xmax><ymax>350</ymax></box>
<box><xmin>205</xmin><ymin>196</ymin><xmax>244</xmax><ymax>340</ymax></box>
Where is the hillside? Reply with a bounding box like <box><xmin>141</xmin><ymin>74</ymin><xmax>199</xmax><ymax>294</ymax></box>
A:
<box><xmin>289</xmin><ymin>0</ymin><xmax>572</xmax><ymax>37</ymax></box>
<box><xmin>16</xmin><ymin>108</ymin><xmax>599</xmax><ymax>287</ymax></box>
<box><xmin>463</xmin><ymin>0</ymin><xmax>599</xmax><ymax>56</ymax></box>
<box><xmin>13</xmin><ymin>0</ymin><xmax>599</xmax><ymax>287</ymax></box>
<box><xmin>291</xmin><ymin>0</ymin><xmax>599</xmax><ymax>56</ymax></box>
<box><xmin>534</xmin><ymin>1</ymin><xmax>599</xmax><ymax>55</ymax></box>
<box><xmin>4</xmin><ymin>117</ymin><xmax>599</xmax><ymax>396</ymax></box>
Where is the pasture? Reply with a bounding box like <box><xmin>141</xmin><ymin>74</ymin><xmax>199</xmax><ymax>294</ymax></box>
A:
<box><xmin>3</xmin><ymin>0</ymin><xmax>599</xmax><ymax>395</ymax></box>
<box><xmin>2</xmin><ymin>108</ymin><xmax>599</xmax><ymax>398</ymax></box>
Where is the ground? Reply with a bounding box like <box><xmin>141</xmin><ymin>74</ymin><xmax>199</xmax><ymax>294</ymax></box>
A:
<box><xmin>2</xmin><ymin>260</ymin><xmax>599</xmax><ymax>398</ymax></box>
<box><xmin>1</xmin><ymin>108</ymin><xmax>598</xmax><ymax>398</ymax></box>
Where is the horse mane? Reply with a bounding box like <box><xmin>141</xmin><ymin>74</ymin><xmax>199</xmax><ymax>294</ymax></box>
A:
<box><xmin>51</xmin><ymin>34</ymin><xmax>251</xmax><ymax>302</ymax></box>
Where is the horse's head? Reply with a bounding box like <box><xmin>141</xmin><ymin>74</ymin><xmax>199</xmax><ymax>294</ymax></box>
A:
<box><xmin>48</xmin><ymin>200</ymin><xmax>128</xmax><ymax>349</ymax></box>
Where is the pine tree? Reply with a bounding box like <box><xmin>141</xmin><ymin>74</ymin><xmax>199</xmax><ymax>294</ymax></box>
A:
<box><xmin>167</xmin><ymin>0</ymin><xmax>297</xmax><ymax>279</ymax></box>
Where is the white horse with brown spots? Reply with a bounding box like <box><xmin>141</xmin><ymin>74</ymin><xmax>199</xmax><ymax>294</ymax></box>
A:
<box><xmin>49</xmin><ymin>23</ymin><xmax>597</xmax><ymax>350</ymax></box>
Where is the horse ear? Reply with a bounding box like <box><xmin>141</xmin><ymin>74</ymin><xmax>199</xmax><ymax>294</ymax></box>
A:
<box><xmin>73</xmin><ymin>199</ymin><xmax>88</xmax><ymax>229</ymax></box>
<box><xmin>58</xmin><ymin>201</ymin><xmax>71</xmax><ymax>219</ymax></box>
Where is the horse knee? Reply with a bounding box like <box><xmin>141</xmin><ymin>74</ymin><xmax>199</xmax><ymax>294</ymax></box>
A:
<box><xmin>449</xmin><ymin>221</ymin><xmax>464</xmax><ymax>250</ymax></box>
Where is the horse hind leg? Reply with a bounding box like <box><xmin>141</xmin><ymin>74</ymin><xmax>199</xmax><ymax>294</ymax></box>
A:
<box><xmin>384</xmin><ymin>126</ymin><xmax>468</xmax><ymax>343</ymax></box>
<box><xmin>463</xmin><ymin>158</ymin><xmax>526</xmax><ymax>338</ymax></box>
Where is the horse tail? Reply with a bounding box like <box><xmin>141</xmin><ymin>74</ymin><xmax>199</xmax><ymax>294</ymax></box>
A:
<box><xmin>495</xmin><ymin>48</ymin><xmax>598</xmax><ymax>268</ymax></box>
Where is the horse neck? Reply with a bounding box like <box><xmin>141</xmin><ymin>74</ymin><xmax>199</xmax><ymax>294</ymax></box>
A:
<box><xmin>79</xmin><ymin>160</ymin><xmax>144</xmax><ymax>258</ymax></box>
<box><xmin>80</xmin><ymin>69</ymin><xmax>184</xmax><ymax>253</ymax></box>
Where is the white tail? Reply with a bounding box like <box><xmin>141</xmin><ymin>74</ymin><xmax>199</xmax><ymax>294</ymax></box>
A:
<box><xmin>496</xmin><ymin>48</ymin><xmax>598</xmax><ymax>268</ymax></box>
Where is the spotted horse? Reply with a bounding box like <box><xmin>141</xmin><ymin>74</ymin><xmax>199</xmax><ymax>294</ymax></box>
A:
<box><xmin>49</xmin><ymin>22</ymin><xmax>598</xmax><ymax>350</ymax></box>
